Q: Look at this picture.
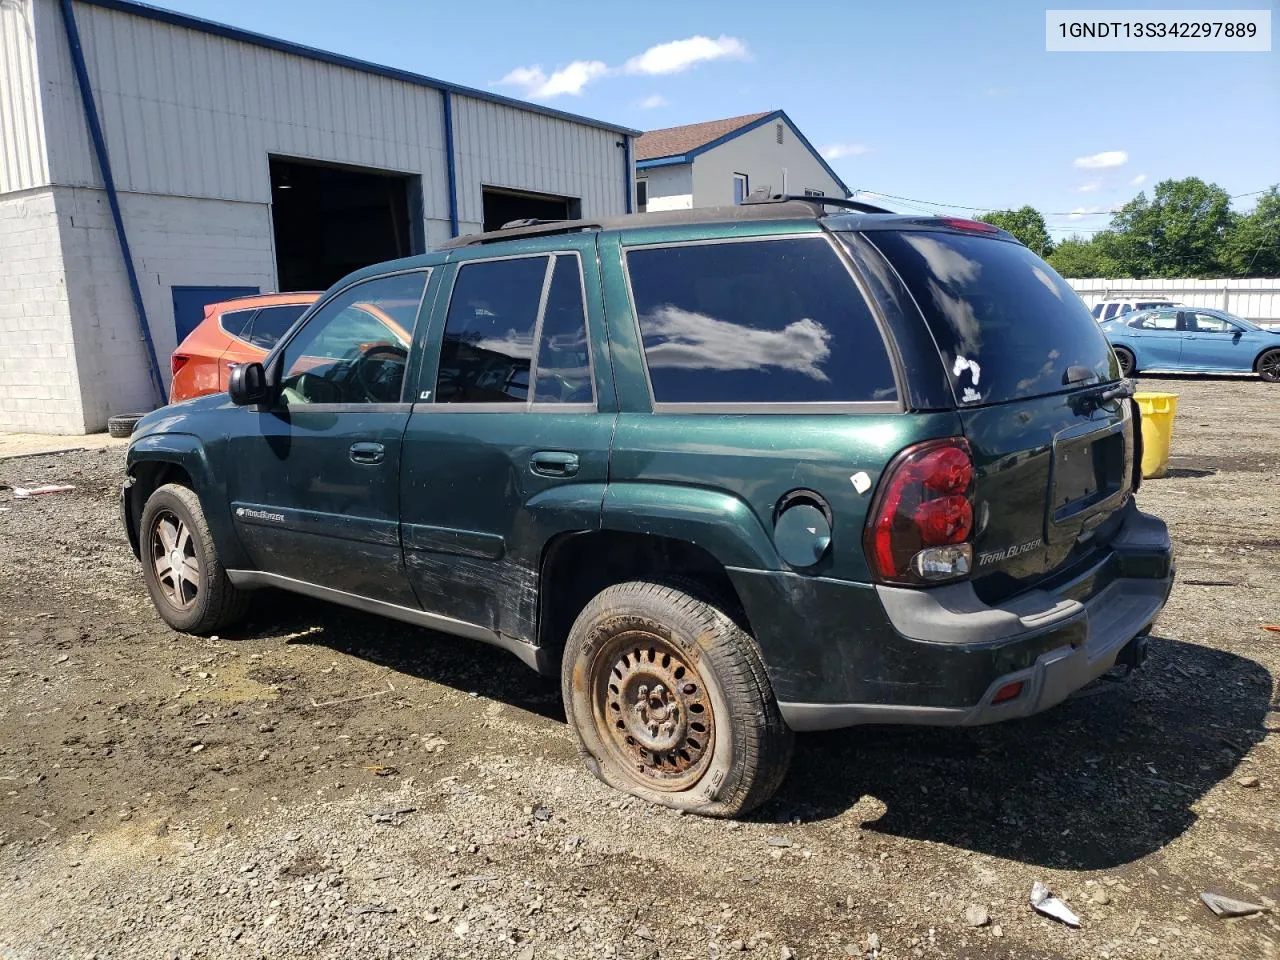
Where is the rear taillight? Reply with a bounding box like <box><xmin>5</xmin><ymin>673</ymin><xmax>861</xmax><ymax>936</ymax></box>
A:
<box><xmin>865</xmin><ymin>437</ymin><xmax>975</xmax><ymax>585</ymax></box>
<box><xmin>171</xmin><ymin>354</ymin><xmax>189</xmax><ymax>377</ymax></box>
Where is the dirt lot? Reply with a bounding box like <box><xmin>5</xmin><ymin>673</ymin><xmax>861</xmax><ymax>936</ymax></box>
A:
<box><xmin>1</xmin><ymin>376</ymin><xmax>1277</xmax><ymax>960</ymax></box>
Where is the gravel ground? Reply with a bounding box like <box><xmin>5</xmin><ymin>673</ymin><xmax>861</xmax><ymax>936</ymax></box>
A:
<box><xmin>1</xmin><ymin>375</ymin><xmax>1277</xmax><ymax>960</ymax></box>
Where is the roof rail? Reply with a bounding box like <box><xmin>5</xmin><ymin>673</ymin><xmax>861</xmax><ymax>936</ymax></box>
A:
<box><xmin>438</xmin><ymin>220</ymin><xmax>602</xmax><ymax>249</ymax></box>
<box><xmin>739</xmin><ymin>191</ymin><xmax>894</xmax><ymax>215</ymax></box>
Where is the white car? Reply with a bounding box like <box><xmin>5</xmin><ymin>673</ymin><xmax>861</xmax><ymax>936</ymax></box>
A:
<box><xmin>1090</xmin><ymin>297</ymin><xmax>1183</xmax><ymax>322</ymax></box>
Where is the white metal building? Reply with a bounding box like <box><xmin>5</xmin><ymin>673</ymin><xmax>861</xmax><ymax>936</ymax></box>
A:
<box><xmin>635</xmin><ymin>110</ymin><xmax>849</xmax><ymax>212</ymax></box>
<box><xmin>1066</xmin><ymin>278</ymin><xmax>1280</xmax><ymax>326</ymax></box>
<box><xmin>0</xmin><ymin>0</ymin><xmax>638</xmax><ymax>434</ymax></box>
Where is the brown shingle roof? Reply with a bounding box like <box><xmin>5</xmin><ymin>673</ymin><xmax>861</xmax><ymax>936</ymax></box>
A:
<box><xmin>634</xmin><ymin>111</ymin><xmax>775</xmax><ymax>161</ymax></box>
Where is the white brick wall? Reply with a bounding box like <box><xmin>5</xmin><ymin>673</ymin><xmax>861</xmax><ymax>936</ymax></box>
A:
<box><xmin>55</xmin><ymin>187</ymin><xmax>276</xmax><ymax>429</ymax></box>
<box><xmin>0</xmin><ymin>188</ymin><xmax>87</xmax><ymax>433</ymax></box>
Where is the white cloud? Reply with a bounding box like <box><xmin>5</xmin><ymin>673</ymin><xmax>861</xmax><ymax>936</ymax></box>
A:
<box><xmin>642</xmin><ymin>307</ymin><xmax>832</xmax><ymax>381</ymax></box>
<box><xmin>1074</xmin><ymin>150</ymin><xmax>1128</xmax><ymax>170</ymax></box>
<box><xmin>1067</xmin><ymin>206</ymin><xmax>1109</xmax><ymax>220</ymax></box>
<box><xmin>623</xmin><ymin>35</ymin><xmax>749</xmax><ymax>75</ymax></box>
<box><xmin>1077</xmin><ymin>181</ymin><xmax>1101</xmax><ymax>193</ymax></box>
<box><xmin>497</xmin><ymin>60</ymin><xmax>608</xmax><ymax>99</ymax></box>
<box><xmin>821</xmin><ymin>143</ymin><xmax>870</xmax><ymax>160</ymax></box>
<box><xmin>1131</xmin><ymin>173</ymin><xmax>1147</xmax><ymax>186</ymax></box>
<box><xmin>638</xmin><ymin>93</ymin><xmax>668</xmax><ymax>109</ymax></box>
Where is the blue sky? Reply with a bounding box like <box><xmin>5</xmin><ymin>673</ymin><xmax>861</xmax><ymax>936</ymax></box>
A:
<box><xmin>157</xmin><ymin>0</ymin><xmax>1277</xmax><ymax>236</ymax></box>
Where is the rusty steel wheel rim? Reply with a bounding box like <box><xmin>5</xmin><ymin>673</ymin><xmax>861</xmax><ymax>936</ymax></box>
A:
<box><xmin>592</xmin><ymin>630</ymin><xmax>715</xmax><ymax>792</ymax></box>
<box><xmin>150</xmin><ymin>509</ymin><xmax>200</xmax><ymax>611</ymax></box>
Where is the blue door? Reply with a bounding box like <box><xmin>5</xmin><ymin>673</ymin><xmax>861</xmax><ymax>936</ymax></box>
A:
<box><xmin>1180</xmin><ymin>311</ymin><xmax>1253</xmax><ymax>371</ymax></box>
<box><xmin>172</xmin><ymin>285</ymin><xmax>259</xmax><ymax>344</ymax></box>
<box><xmin>1128</xmin><ymin>308</ymin><xmax>1183</xmax><ymax>368</ymax></box>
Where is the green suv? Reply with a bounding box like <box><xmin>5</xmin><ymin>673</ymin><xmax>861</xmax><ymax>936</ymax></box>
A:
<box><xmin>122</xmin><ymin>196</ymin><xmax>1174</xmax><ymax>816</ymax></box>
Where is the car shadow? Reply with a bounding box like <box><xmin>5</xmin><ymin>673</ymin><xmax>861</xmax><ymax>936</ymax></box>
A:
<box><xmin>236</xmin><ymin>596</ymin><xmax>1272</xmax><ymax>871</ymax></box>
<box><xmin>239</xmin><ymin>590</ymin><xmax>567</xmax><ymax>724</ymax></box>
<box><xmin>769</xmin><ymin>635</ymin><xmax>1274</xmax><ymax>870</ymax></box>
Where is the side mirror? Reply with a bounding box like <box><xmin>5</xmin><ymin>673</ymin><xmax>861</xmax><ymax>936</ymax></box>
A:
<box><xmin>228</xmin><ymin>361</ymin><xmax>268</xmax><ymax>406</ymax></box>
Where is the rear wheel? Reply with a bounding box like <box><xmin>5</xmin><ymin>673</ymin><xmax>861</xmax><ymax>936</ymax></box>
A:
<box><xmin>562</xmin><ymin>581</ymin><xmax>793</xmax><ymax>818</ymax></box>
<box><xmin>1114</xmin><ymin>347</ymin><xmax>1136</xmax><ymax>377</ymax></box>
<box><xmin>1258</xmin><ymin>348</ymin><xmax>1280</xmax><ymax>383</ymax></box>
<box><xmin>139</xmin><ymin>483</ymin><xmax>248</xmax><ymax>634</ymax></box>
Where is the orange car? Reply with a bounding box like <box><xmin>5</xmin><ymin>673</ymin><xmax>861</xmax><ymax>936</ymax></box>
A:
<box><xmin>170</xmin><ymin>292</ymin><xmax>320</xmax><ymax>402</ymax></box>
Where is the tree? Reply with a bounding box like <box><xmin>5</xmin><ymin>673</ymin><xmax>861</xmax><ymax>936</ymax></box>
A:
<box><xmin>978</xmin><ymin>206</ymin><xmax>1054</xmax><ymax>256</ymax></box>
<box><xmin>1222</xmin><ymin>186</ymin><xmax>1280</xmax><ymax>277</ymax></box>
<box><xmin>1108</xmin><ymin>177</ymin><xmax>1234</xmax><ymax>277</ymax></box>
<box><xmin>1047</xmin><ymin>233</ymin><xmax>1124</xmax><ymax>277</ymax></box>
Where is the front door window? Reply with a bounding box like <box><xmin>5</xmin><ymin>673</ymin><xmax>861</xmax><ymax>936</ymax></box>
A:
<box><xmin>279</xmin><ymin>272</ymin><xmax>428</xmax><ymax>405</ymax></box>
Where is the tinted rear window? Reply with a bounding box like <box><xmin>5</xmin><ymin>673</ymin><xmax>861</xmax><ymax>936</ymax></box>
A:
<box><xmin>867</xmin><ymin>231</ymin><xmax>1117</xmax><ymax>404</ymax></box>
<box><xmin>626</xmin><ymin>237</ymin><xmax>898</xmax><ymax>405</ymax></box>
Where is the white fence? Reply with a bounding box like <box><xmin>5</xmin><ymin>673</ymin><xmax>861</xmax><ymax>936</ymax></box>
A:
<box><xmin>1066</xmin><ymin>278</ymin><xmax>1280</xmax><ymax>326</ymax></box>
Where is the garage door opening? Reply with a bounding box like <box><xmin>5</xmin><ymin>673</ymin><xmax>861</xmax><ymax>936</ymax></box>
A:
<box><xmin>270</xmin><ymin>157</ymin><xmax>422</xmax><ymax>292</ymax></box>
<box><xmin>482</xmin><ymin>186</ymin><xmax>581</xmax><ymax>232</ymax></box>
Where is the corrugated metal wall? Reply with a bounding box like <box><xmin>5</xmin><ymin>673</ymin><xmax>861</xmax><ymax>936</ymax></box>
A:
<box><xmin>452</xmin><ymin>96</ymin><xmax>626</xmax><ymax>225</ymax></box>
<box><xmin>1066</xmin><ymin>278</ymin><xmax>1280</xmax><ymax>324</ymax></box>
<box><xmin>0</xmin><ymin>0</ymin><xmax>50</xmax><ymax>194</ymax></box>
<box><xmin>23</xmin><ymin>0</ymin><xmax>627</xmax><ymax>226</ymax></box>
<box><xmin>37</xmin><ymin>0</ymin><xmax>451</xmax><ymax>212</ymax></box>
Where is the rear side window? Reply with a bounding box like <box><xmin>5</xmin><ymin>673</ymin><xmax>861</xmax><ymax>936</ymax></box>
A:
<box><xmin>1103</xmin><ymin>303</ymin><xmax>1120</xmax><ymax>320</ymax></box>
<box><xmin>533</xmin><ymin>256</ymin><xmax>594</xmax><ymax>404</ymax></box>
<box><xmin>436</xmin><ymin>256</ymin><xmax>549</xmax><ymax>404</ymax></box>
<box><xmin>625</xmin><ymin>237</ymin><xmax>898</xmax><ymax>405</ymax></box>
<box><xmin>1132</xmin><ymin>310</ymin><xmax>1177</xmax><ymax>330</ymax></box>
<box><xmin>219</xmin><ymin>308</ymin><xmax>256</xmax><ymax>339</ymax></box>
<box><xmin>246</xmin><ymin>304</ymin><xmax>310</xmax><ymax>349</ymax></box>
<box><xmin>867</xmin><ymin>231</ymin><xmax>1118</xmax><ymax>404</ymax></box>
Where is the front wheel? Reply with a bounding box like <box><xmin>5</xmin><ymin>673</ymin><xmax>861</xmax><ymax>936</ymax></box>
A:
<box><xmin>1114</xmin><ymin>347</ymin><xmax>1136</xmax><ymax>377</ymax></box>
<box><xmin>139</xmin><ymin>483</ymin><xmax>248</xmax><ymax>634</ymax></box>
<box><xmin>1258</xmin><ymin>348</ymin><xmax>1280</xmax><ymax>383</ymax></box>
<box><xmin>561</xmin><ymin>581</ymin><xmax>793</xmax><ymax>817</ymax></box>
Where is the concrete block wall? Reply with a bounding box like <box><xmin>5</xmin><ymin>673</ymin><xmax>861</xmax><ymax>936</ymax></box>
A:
<box><xmin>0</xmin><ymin>188</ymin><xmax>87</xmax><ymax>433</ymax></box>
<box><xmin>56</xmin><ymin>187</ymin><xmax>276</xmax><ymax>428</ymax></box>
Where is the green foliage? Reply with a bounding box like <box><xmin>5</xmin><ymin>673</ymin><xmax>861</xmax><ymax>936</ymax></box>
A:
<box><xmin>977</xmin><ymin>206</ymin><xmax>1054</xmax><ymax>256</ymax></box>
<box><xmin>991</xmin><ymin>179</ymin><xmax>1278</xmax><ymax>278</ymax></box>
<box><xmin>1046</xmin><ymin>234</ymin><xmax>1122</xmax><ymax>277</ymax></box>
<box><xmin>1222</xmin><ymin>186</ymin><xmax>1280</xmax><ymax>276</ymax></box>
<box><xmin>1108</xmin><ymin>177</ymin><xmax>1234</xmax><ymax>277</ymax></box>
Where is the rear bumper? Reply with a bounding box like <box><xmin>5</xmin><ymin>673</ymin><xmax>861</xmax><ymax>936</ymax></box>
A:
<box><xmin>738</xmin><ymin>505</ymin><xmax>1174</xmax><ymax>731</ymax></box>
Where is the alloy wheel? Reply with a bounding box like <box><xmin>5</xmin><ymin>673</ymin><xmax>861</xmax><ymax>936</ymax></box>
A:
<box><xmin>150</xmin><ymin>510</ymin><xmax>201</xmax><ymax>611</ymax></box>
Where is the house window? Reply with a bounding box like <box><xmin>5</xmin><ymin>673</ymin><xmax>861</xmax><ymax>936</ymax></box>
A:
<box><xmin>776</xmin><ymin>123</ymin><xmax>784</xmax><ymax>144</ymax></box>
<box><xmin>803</xmin><ymin>189</ymin><xmax>825</xmax><ymax>197</ymax></box>
<box><xmin>636</xmin><ymin>179</ymin><xmax>648</xmax><ymax>213</ymax></box>
<box><xmin>733</xmin><ymin>173</ymin><xmax>749</xmax><ymax>204</ymax></box>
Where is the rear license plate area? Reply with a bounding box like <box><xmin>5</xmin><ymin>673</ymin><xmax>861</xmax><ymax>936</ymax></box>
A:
<box><xmin>1052</xmin><ymin>429</ymin><xmax>1125</xmax><ymax>524</ymax></box>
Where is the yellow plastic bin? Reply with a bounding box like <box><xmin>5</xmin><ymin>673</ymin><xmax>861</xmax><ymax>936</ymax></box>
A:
<box><xmin>1134</xmin><ymin>392</ymin><xmax>1178</xmax><ymax>479</ymax></box>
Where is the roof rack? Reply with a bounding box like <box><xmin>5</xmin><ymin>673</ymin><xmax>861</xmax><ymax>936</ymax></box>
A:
<box><xmin>739</xmin><ymin>190</ymin><xmax>894</xmax><ymax>215</ymax></box>
<box><xmin>436</xmin><ymin>193</ymin><xmax>897</xmax><ymax>250</ymax></box>
<box><xmin>438</xmin><ymin>220</ymin><xmax>602</xmax><ymax>249</ymax></box>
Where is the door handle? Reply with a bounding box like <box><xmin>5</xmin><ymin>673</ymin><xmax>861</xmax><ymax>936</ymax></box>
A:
<box><xmin>530</xmin><ymin>451</ymin><xmax>579</xmax><ymax>477</ymax></box>
<box><xmin>349</xmin><ymin>441</ymin><xmax>385</xmax><ymax>465</ymax></box>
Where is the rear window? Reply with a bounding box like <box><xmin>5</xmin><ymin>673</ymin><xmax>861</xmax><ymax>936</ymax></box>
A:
<box><xmin>866</xmin><ymin>231</ymin><xmax>1118</xmax><ymax>404</ymax></box>
<box><xmin>625</xmin><ymin>237</ymin><xmax>898</xmax><ymax>405</ymax></box>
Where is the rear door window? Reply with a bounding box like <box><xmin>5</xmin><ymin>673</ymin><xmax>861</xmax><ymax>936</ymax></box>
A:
<box><xmin>436</xmin><ymin>256</ymin><xmax>549</xmax><ymax>404</ymax></box>
<box><xmin>866</xmin><ymin>230</ymin><xmax>1118</xmax><ymax>404</ymax></box>
<box><xmin>625</xmin><ymin>237</ymin><xmax>898</xmax><ymax>406</ymax></box>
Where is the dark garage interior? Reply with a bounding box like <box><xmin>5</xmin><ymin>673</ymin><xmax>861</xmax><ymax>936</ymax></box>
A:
<box><xmin>482</xmin><ymin>186</ymin><xmax>581</xmax><ymax>231</ymax></box>
<box><xmin>270</xmin><ymin>157</ymin><xmax>421</xmax><ymax>291</ymax></box>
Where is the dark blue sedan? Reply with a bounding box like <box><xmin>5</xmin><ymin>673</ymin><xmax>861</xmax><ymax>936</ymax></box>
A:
<box><xmin>1101</xmin><ymin>307</ymin><xmax>1280</xmax><ymax>382</ymax></box>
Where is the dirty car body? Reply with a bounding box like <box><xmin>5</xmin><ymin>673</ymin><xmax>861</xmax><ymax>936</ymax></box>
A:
<box><xmin>122</xmin><ymin>197</ymin><xmax>1174</xmax><ymax>815</ymax></box>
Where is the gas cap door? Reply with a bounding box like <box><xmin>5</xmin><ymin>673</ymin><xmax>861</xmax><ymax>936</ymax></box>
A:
<box><xmin>774</xmin><ymin>502</ymin><xmax>832</xmax><ymax>568</ymax></box>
